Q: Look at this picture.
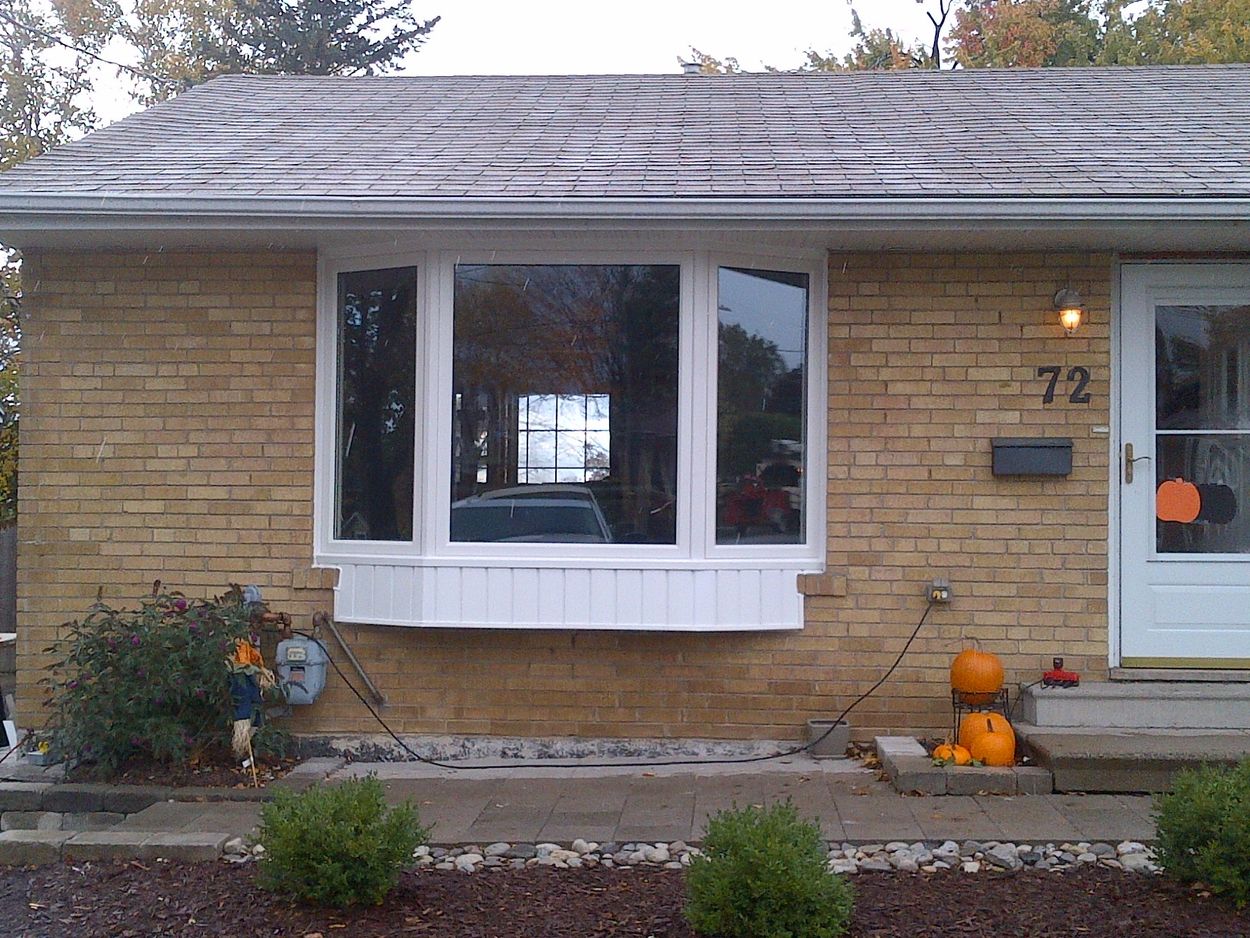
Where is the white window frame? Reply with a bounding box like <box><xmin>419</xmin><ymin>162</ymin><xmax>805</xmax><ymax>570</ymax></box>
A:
<box><xmin>314</xmin><ymin>239</ymin><xmax>827</xmax><ymax>629</ymax></box>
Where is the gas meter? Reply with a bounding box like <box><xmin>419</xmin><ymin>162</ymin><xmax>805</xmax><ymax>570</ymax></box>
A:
<box><xmin>276</xmin><ymin>635</ymin><xmax>327</xmax><ymax>705</ymax></box>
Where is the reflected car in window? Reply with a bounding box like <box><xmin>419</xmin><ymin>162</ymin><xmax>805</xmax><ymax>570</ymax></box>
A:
<box><xmin>450</xmin><ymin>484</ymin><xmax>614</xmax><ymax>543</ymax></box>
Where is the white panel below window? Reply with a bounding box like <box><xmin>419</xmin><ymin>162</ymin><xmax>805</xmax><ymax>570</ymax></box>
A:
<box><xmin>328</xmin><ymin>563</ymin><xmax>807</xmax><ymax>631</ymax></box>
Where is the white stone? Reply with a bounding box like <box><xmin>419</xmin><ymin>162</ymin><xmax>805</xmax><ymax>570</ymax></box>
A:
<box><xmin>1077</xmin><ymin>852</ymin><xmax>1098</xmax><ymax>864</ymax></box>
<box><xmin>413</xmin><ymin>845</ymin><xmax>431</xmax><ymax>858</ymax></box>
<box><xmin>643</xmin><ymin>845</ymin><xmax>670</xmax><ymax>864</ymax></box>
<box><xmin>455</xmin><ymin>853</ymin><xmax>483</xmax><ymax>872</ymax></box>
<box><xmin>1117</xmin><ymin>841</ymin><xmax>1147</xmax><ymax>856</ymax></box>
<box><xmin>961</xmin><ymin>861</ymin><xmax>981</xmax><ymax>874</ymax></box>
<box><xmin>536</xmin><ymin>843</ymin><xmax>561</xmax><ymax>858</ymax></box>
<box><xmin>484</xmin><ymin>842</ymin><xmax>510</xmax><ymax>857</ymax></box>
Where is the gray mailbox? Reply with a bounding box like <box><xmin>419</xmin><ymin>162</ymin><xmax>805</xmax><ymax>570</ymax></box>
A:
<box><xmin>991</xmin><ymin>438</ymin><xmax>1073</xmax><ymax>477</ymax></box>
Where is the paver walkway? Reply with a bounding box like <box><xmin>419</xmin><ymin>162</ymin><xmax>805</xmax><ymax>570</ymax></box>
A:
<box><xmin>116</xmin><ymin>756</ymin><xmax>1157</xmax><ymax>846</ymax></box>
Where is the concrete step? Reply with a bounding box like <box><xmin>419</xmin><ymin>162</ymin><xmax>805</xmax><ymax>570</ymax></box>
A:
<box><xmin>1016</xmin><ymin>723</ymin><xmax>1250</xmax><ymax>793</ymax></box>
<box><xmin>1021</xmin><ymin>681</ymin><xmax>1250</xmax><ymax>729</ymax></box>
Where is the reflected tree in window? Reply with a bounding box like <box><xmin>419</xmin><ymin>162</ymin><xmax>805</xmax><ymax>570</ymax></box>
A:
<box><xmin>336</xmin><ymin>267</ymin><xmax>417</xmax><ymax>540</ymax></box>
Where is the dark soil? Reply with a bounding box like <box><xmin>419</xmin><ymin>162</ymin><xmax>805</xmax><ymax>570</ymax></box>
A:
<box><xmin>2</xmin><ymin>861</ymin><xmax>1248</xmax><ymax>937</ymax></box>
<box><xmin>71</xmin><ymin>749</ymin><xmax>298</xmax><ymax>788</ymax></box>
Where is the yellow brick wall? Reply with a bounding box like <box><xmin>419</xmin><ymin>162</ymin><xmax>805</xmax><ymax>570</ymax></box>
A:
<box><xmin>15</xmin><ymin>247</ymin><xmax>1112</xmax><ymax>740</ymax></box>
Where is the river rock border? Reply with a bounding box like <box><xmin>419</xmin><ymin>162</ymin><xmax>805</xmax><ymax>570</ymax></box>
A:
<box><xmin>224</xmin><ymin>838</ymin><xmax>1161</xmax><ymax>876</ymax></box>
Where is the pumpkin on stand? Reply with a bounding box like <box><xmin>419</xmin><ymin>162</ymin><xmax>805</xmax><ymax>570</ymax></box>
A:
<box><xmin>950</xmin><ymin>647</ymin><xmax>1005</xmax><ymax>705</ymax></box>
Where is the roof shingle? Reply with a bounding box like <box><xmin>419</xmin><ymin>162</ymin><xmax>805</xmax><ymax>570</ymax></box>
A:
<box><xmin>1</xmin><ymin>67</ymin><xmax>1248</xmax><ymax>200</ymax></box>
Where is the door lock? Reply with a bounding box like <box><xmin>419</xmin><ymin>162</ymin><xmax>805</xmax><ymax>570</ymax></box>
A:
<box><xmin>1125</xmin><ymin>442</ymin><xmax>1151</xmax><ymax>484</ymax></box>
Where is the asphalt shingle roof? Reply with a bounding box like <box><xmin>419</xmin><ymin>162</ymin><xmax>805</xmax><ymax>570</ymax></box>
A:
<box><xmin>2</xmin><ymin>67</ymin><xmax>1248</xmax><ymax>201</ymax></box>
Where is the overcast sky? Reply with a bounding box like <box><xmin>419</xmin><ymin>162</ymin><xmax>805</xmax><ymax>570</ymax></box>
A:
<box><xmin>92</xmin><ymin>0</ymin><xmax>935</xmax><ymax>123</ymax></box>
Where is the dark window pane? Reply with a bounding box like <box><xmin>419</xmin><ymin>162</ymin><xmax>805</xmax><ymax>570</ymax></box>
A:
<box><xmin>716</xmin><ymin>267</ymin><xmax>808</xmax><ymax>545</ymax></box>
<box><xmin>1157</xmin><ymin>305</ymin><xmax>1250</xmax><ymax>430</ymax></box>
<box><xmin>336</xmin><ymin>267</ymin><xmax>417</xmax><ymax>541</ymax></box>
<box><xmin>451</xmin><ymin>264</ymin><xmax>679</xmax><ymax>544</ymax></box>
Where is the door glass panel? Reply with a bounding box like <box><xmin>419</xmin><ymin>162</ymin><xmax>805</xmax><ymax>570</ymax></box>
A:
<box><xmin>1157</xmin><ymin>305</ymin><xmax>1250</xmax><ymax>429</ymax></box>
<box><xmin>1156</xmin><ymin>435</ymin><xmax>1249</xmax><ymax>553</ymax></box>
<box><xmin>1156</xmin><ymin>304</ymin><xmax>1250</xmax><ymax>554</ymax></box>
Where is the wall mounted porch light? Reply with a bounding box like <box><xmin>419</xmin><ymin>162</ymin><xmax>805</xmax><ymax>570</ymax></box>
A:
<box><xmin>1054</xmin><ymin>288</ymin><xmax>1085</xmax><ymax>335</ymax></box>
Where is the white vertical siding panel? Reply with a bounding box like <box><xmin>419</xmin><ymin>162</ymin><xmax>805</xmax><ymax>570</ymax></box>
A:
<box><xmin>434</xmin><ymin>566</ymin><xmax>461</xmax><ymax>624</ymax></box>
<box><xmin>615</xmin><ymin>569</ymin><xmax>643</xmax><ymax>627</ymax></box>
<box><xmin>667</xmin><ymin>569</ymin><xmax>696</xmax><ymax>629</ymax></box>
<box><xmin>486</xmin><ymin>567</ymin><xmax>513</xmax><ymax>624</ymax></box>
<box><xmin>511</xmin><ymin>568</ymin><xmax>540</xmax><ymax>625</ymax></box>
<box><xmin>374</xmin><ymin>565</ymin><xmax>395</xmax><ymax>622</ymax></box>
<box><xmin>355</xmin><ymin>564</ymin><xmax>374</xmax><ymax>621</ymax></box>
<box><xmin>391</xmin><ymin>566</ymin><xmax>414</xmax><ymax>622</ymax></box>
<box><xmin>640</xmin><ymin>570</ymin><xmax>667</xmax><ymax>626</ymax></box>
<box><xmin>563</xmin><ymin>569</ymin><xmax>591</xmax><ymax>627</ymax></box>
<box><xmin>337</xmin><ymin>564</ymin><xmax>354</xmax><ymax>619</ymax></box>
<box><xmin>460</xmin><ymin>567</ymin><xmax>490</xmax><ymax>624</ymax></box>
<box><xmin>537</xmin><ymin>568</ymin><xmax>565</xmax><ymax>624</ymax></box>
<box><xmin>588</xmin><ymin>569</ymin><xmax>615</xmax><ymax>627</ymax></box>
<box><xmin>689</xmin><ymin>571</ymin><xmax>715</xmax><ymax>628</ymax></box>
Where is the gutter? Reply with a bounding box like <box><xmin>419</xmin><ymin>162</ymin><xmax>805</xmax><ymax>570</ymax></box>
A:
<box><xmin>2</xmin><ymin>194</ymin><xmax>1250</xmax><ymax>229</ymax></box>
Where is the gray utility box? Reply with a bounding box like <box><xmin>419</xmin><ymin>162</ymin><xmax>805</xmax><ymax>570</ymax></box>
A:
<box><xmin>991</xmin><ymin>437</ymin><xmax>1073</xmax><ymax>477</ymax></box>
<box><xmin>276</xmin><ymin>636</ymin><xmax>328</xmax><ymax>705</ymax></box>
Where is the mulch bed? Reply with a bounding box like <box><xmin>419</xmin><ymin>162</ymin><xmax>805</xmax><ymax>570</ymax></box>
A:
<box><xmin>70</xmin><ymin>750</ymin><xmax>299</xmax><ymax>789</ymax></box>
<box><xmin>3</xmin><ymin>861</ymin><xmax>1249</xmax><ymax>937</ymax></box>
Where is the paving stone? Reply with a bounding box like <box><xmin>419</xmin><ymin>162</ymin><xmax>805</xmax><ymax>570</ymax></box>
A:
<box><xmin>887</xmin><ymin>756</ymin><xmax>947</xmax><ymax>795</ymax></box>
<box><xmin>62</xmin><ymin>831</ymin><xmax>150</xmax><ymax>861</ymax></box>
<box><xmin>42</xmin><ymin>784</ymin><xmax>105</xmax><ymax>814</ymax></box>
<box><xmin>1014</xmin><ymin>766</ymin><xmax>1054</xmax><ymax>795</ymax></box>
<box><xmin>1</xmin><ymin>811</ymin><xmax>62</xmax><ymax>832</ymax></box>
<box><xmin>0</xmin><ymin>783</ymin><xmax>50</xmax><ymax>813</ymax></box>
<box><xmin>100</xmin><ymin>785</ymin><xmax>169</xmax><ymax>814</ymax></box>
<box><xmin>0</xmin><ymin>830</ymin><xmax>73</xmax><ymax>864</ymax></box>
<box><xmin>61</xmin><ymin>812</ymin><xmax>125</xmax><ymax>832</ymax></box>
<box><xmin>139</xmin><ymin>832</ymin><xmax>230</xmax><ymax>862</ymax></box>
<box><xmin>114</xmin><ymin>802</ymin><xmax>203</xmax><ymax>832</ymax></box>
<box><xmin>946</xmin><ymin>766</ymin><xmax>1017</xmax><ymax>797</ymax></box>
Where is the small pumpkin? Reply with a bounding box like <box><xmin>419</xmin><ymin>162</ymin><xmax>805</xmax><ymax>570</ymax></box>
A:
<box><xmin>970</xmin><ymin>716</ymin><xmax>1016</xmax><ymax>767</ymax></box>
<box><xmin>958</xmin><ymin>711</ymin><xmax>1012</xmax><ymax>750</ymax></box>
<box><xmin>950</xmin><ymin>647</ymin><xmax>1004</xmax><ymax>706</ymax></box>
<box><xmin>933</xmin><ymin>742</ymin><xmax>972</xmax><ymax>766</ymax></box>
<box><xmin>1157</xmin><ymin>478</ymin><xmax>1200</xmax><ymax>523</ymax></box>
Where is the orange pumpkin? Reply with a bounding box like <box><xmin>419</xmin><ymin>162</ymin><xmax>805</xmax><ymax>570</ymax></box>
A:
<box><xmin>933</xmin><ymin>743</ymin><xmax>973</xmax><ymax>766</ymax></box>
<box><xmin>1157</xmin><ymin>478</ymin><xmax>1200</xmax><ymax>523</ymax></box>
<box><xmin>958</xmin><ymin>711</ymin><xmax>1012</xmax><ymax>750</ymax></box>
<box><xmin>950</xmin><ymin>648</ymin><xmax>1004</xmax><ymax>705</ymax></box>
<box><xmin>970</xmin><ymin>719</ymin><xmax>1016</xmax><ymax>767</ymax></box>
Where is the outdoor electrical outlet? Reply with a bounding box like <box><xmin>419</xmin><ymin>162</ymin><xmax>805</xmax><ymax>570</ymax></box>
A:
<box><xmin>929</xmin><ymin>578</ymin><xmax>952</xmax><ymax>604</ymax></box>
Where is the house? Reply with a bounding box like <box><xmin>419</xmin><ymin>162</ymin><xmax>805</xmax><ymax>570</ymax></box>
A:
<box><xmin>2</xmin><ymin>67</ymin><xmax>1249</xmax><ymax>748</ymax></box>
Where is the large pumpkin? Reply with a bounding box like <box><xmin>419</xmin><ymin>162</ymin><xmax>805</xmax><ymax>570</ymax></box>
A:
<box><xmin>958</xmin><ymin>711</ymin><xmax>1012</xmax><ymax>750</ymax></box>
<box><xmin>970</xmin><ymin>718</ymin><xmax>1016</xmax><ymax>767</ymax></box>
<box><xmin>1157</xmin><ymin>478</ymin><xmax>1200</xmax><ymax>523</ymax></box>
<box><xmin>950</xmin><ymin>648</ymin><xmax>1004</xmax><ymax>705</ymax></box>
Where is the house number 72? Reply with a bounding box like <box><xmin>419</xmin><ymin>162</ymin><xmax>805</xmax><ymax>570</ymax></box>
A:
<box><xmin>1038</xmin><ymin>365</ymin><xmax>1092</xmax><ymax>404</ymax></box>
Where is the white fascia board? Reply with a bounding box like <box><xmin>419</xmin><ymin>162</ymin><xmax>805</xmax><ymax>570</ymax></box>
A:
<box><xmin>2</xmin><ymin>194</ymin><xmax>1250</xmax><ymax>230</ymax></box>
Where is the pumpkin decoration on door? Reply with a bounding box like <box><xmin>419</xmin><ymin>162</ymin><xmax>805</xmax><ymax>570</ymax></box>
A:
<box><xmin>1156</xmin><ymin>478</ymin><xmax>1201</xmax><ymax>524</ymax></box>
<box><xmin>957</xmin><ymin>711</ymin><xmax>1012</xmax><ymax>751</ymax></box>
<box><xmin>950</xmin><ymin>647</ymin><xmax>1004</xmax><ymax>706</ymax></box>
<box><xmin>968</xmin><ymin>715</ymin><xmax>1016</xmax><ymax>766</ymax></box>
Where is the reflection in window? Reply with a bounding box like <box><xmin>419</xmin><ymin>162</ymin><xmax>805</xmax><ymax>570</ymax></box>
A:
<box><xmin>517</xmin><ymin>394</ymin><xmax>610</xmax><ymax>483</ymax></box>
<box><xmin>716</xmin><ymin>267</ymin><xmax>808</xmax><ymax>545</ymax></box>
<box><xmin>1157</xmin><ymin>305</ymin><xmax>1250</xmax><ymax>430</ymax></box>
<box><xmin>451</xmin><ymin>265</ymin><xmax>679</xmax><ymax>544</ymax></box>
<box><xmin>335</xmin><ymin>267</ymin><xmax>417</xmax><ymax>541</ymax></box>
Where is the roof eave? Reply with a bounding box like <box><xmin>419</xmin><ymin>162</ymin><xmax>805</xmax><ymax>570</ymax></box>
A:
<box><xmin>3</xmin><ymin>194</ymin><xmax>1250</xmax><ymax>231</ymax></box>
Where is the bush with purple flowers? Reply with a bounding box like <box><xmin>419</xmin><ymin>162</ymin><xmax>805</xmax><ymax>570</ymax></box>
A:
<box><xmin>44</xmin><ymin>584</ymin><xmax>277</xmax><ymax>779</ymax></box>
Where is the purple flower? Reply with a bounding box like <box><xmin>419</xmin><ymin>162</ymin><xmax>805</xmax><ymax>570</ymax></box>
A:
<box><xmin>67</xmin><ymin>679</ymin><xmax>78</xmax><ymax>690</ymax></box>
<box><xmin>130</xmin><ymin>634</ymin><xmax>141</xmax><ymax>647</ymax></box>
<box><xmin>194</xmin><ymin>687</ymin><xmax>205</xmax><ymax>699</ymax></box>
<box><xmin>173</xmin><ymin>599</ymin><xmax>187</xmax><ymax>613</ymax></box>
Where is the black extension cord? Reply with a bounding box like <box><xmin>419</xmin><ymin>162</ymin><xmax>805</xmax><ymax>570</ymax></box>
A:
<box><xmin>290</xmin><ymin>599</ymin><xmax>936</xmax><ymax>771</ymax></box>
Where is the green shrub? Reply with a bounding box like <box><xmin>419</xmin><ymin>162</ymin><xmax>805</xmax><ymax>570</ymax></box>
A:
<box><xmin>1155</xmin><ymin>758</ymin><xmax>1250</xmax><ymax>907</ymax></box>
<box><xmin>686</xmin><ymin>801</ymin><xmax>853</xmax><ymax>938</ymax></box>
<box><xmin>257</xmin><ymin>775</ymin><xmax>429</xmax><ymax>907</ymax></box>
<box><xmin>44</xmin><ymin>585</ymin><xmax>263</xmax><ymax>778</ymax></box>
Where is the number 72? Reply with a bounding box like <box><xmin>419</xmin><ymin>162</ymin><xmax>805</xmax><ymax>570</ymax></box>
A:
<box><xmin>1038</xmin><ymin>365</ymin><xmax>1091</xmax><ymax>404</ymax></box>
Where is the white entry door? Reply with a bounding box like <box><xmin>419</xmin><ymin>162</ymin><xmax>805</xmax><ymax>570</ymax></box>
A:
<box><xmin>1121</xmin><ymin>264</ymin><xmax>1250</xmax><ymax>667</ymax></box>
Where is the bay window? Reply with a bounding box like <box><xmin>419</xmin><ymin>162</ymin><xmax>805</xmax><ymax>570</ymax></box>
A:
<box><xmin>318</xmin><ymin>247</ymin><xmax>824</xmax><ymax>631</ymax></box>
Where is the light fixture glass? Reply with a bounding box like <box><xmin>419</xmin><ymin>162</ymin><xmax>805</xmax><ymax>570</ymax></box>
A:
<box><xmin>1054</xmin><ymin>288</ymin><xmax>1085</xmax><ymax>335</ymax></box>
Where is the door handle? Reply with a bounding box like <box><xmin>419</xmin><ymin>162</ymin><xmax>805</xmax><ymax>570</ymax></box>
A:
<box><xmin>1125</xmin><ymin>442</ymin><xmax>1151</xmax><ymax>484</ymax></box>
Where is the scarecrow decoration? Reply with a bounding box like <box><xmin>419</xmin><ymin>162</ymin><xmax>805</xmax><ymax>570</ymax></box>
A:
<box><xmin>227</xmin><ymin>636</ymin><xmax>276</xmax><ymax>785</ymax></box>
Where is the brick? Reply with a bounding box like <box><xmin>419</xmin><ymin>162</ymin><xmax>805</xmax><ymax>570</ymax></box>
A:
<box><xmin>42</xmin><ymin>784</ymin><xmax>105</xmax><ymax>814</ymax></box>
<box><xmin>14</xmin><ymin>248</ymin><xmax>1115</xmax><ymax>743</ymax></box>
<box><xmin>62</xmin><ymin>830</ymin><xmax>150</xmax><ymax>861</ymax></box>
<box><xmin>0</xmin><ymin>784</ymin><xmax>50</xmax><ymax>813</ymax></box>
<box><xmin>946</xmin><ymin>766</ymin><xmax>1019</xmax><ymax>796</ymax></box>
<box><xmin>61</xmin><ymin>812</ymin><xmax>125</xmax><ymax>831</ymax></box>
<box><xmin>0</xmin><ymin>811</ymin><xmax>62</xmax><ymax>831</ymax></box>
<box><xmin>138</xmin><ymin>832</ymin><xmax>230</xmax><ymax>862</ymax></box>
<box><xmin>99</xmin><ymin>786</ymin><xmax>169</xmax><ymax>814</ymax></box>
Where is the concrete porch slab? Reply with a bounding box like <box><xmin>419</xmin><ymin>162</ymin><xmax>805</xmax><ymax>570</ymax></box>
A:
<box><xmin>1017</xmin><ymin>723</ymin><xmax>1250</xmax><ymax>792</ymax></box>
